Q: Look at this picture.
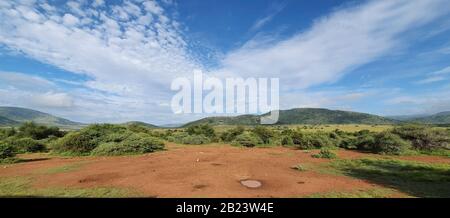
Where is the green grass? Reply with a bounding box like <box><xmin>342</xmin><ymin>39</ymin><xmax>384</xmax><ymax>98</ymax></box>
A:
<box><xmin>403</xmin><ymin>149</ymin><xmax>450</xmax><ymax>158</ymax></box>
<box><xmin>36</xmin><ymin>162</ymin><xmax>88</xmax><ymax>175</ymax></box>
<box><xmin>0</xmin><ymin>177</ymin><xmax>135</xmax><ymax>197</ymax></box>
<box><xmin>306</xmin><ymin>188</ymin><xmax>394</xmax><ymax>198</ymax></box>
<box><xmin>327</xmin><ymin>158</ymin><xmax>450</xmax><ymax>198</ymax></box>
<box><xmin>0</xmin><ymin>158</ymin><xmax>22</xmax><ymax>164</ymax></box>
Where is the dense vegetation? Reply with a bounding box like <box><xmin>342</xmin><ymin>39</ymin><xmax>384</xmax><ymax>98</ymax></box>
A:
<box><xmin>52</xmin><ymin>124</ymin><xmax>165</xmax><ymax>155</ymax></box>
<box><xmin>0</xmin><ymin>122</ymin><xmax>166</xmax><ymax>161</ymax></box>
<box><xmin>1</xmin><ymin>121</ymin><xmax>449</xmax><ymax>162</ymax></box>
<box><xmin>177</xmin><ymin>123</ymin><xmax>449</xmax><ymax>156</ymax></box>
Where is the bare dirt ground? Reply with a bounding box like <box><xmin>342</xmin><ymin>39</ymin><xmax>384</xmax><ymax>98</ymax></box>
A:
<box><xmin>1</xmin><ymin>143</ymin><xmax>449</xmax><ymax>197</ymax></box>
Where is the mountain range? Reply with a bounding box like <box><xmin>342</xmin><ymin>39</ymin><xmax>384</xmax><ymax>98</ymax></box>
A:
<box><xmin>1</xmin><ymin>106</ymin><xmax>450</xmax><ymax>128</ymax></box>
<box><xmin>0</xmin><ymin>106</ymin><xmax>83</xmax><ymax>129</ymax></box>
<box><xmin>183</xmin><ymin>108</ymin><xmax>396</xmax><ymax>126</ymax></box>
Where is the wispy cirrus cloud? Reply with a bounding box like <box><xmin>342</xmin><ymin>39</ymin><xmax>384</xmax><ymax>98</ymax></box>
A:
<box><xmin>249</xmin><ymin>2</ymin><xmax>287</xmax><ymax>33</ymax></box>
<box><xmin>218</xmin><ymin>0</ymin><xmax>450</xmax><ymax>91</ymax></box>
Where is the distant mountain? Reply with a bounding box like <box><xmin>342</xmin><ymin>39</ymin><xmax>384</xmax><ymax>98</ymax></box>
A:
<box><xmin>0</xmin><ymin>106</ymin><xmax>83</xmax><ymax>128</ymax></box>
<box><xmin>386</xmin><ymin>114</ymin><xmax>428</xmax><ymax>121</ymax></box>
<box><xmin>409</xmin><ymin>111</ymin><xmax>450</xmax><ymax>124</ymax></box>
<box><xmin>123</xmin><ymin>121</ymin><xmax>158</xmax><ymax>128</ymax></box>
<box><xmin>0</xmin><ymin>115</ymin><xmax>20</xmax><ymax>126</ymax></box>
<box><xmin>184</xmin><ymin>108</ymin><xmax>396</xmax><ymax>126</ymax></box>
<box><xmin>159</xmin><ymin>123</ymin><xmax>184</xmax><ymax>128</ymax></box>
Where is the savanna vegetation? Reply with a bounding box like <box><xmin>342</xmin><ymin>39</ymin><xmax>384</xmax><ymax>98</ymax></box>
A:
<box><xmin>1</xmin><ymin>121</ymin><xmax>449</xmax><ymax>163</ymax></box>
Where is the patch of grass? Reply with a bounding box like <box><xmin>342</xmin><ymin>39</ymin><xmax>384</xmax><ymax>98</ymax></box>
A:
<box><xmin>306</xmin><ymin>188</ymin><xmax>394</xmax><ymax>198</ymax></box>
<box><xmin>0</xmin><ymin>177</ymin><xmax>135</xmax><ymax>197</ymax></box>
<box><xmin>0</xmin><ymin>157</ymin><xmax>22</xmax><ymax>165</ymax></box>
<box><xmin>403</xmin><ymin>149</ymin><xmax>450</xmax><ymax>158</ymax></box>
<box><xmin>311</xmin><ymin>148</ymin><xmax>337</xmax><ymax>159</ymax></box>
<box><xmin>37</xmin><ymin>162</ymin><xmax>88</xmax><ymax>175</ymax></box>
<box><xmin>328</xmin><ymin>158</ymin><xmax>450</xmax><ymax>198</ymax></box>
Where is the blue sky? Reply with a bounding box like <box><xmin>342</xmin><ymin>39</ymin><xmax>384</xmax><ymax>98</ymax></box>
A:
<box><xmin>1</xmin><ymin>0</ymin><xmax>450</xmax><ymax>124</ymax></box>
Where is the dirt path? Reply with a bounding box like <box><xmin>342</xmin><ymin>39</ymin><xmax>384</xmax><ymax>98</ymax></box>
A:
<box><xmin>1</xmin><ymin>144</ymin><xmax>448</xmax><ymax>197</ymax></box>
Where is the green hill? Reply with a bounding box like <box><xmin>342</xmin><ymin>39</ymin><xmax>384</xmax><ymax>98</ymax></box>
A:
<box><xmin>184</xmin><ymin>108</ymin><xmax>396</xmax><ymax>126</ymax></box>
<box><xmin>411</xmin><ymin>111</ymin><xmax>450</xmax><ymax>124</ymax></box>
<box><xmin>0</xmin><ymin>115</ymin><xmax>20</xmax><ymax>126</ymax></box>
<box><xmin>0</xmin><ymin>106</ymin><xmax>83</xmax><ymax>128</ymax></box>
<box><xmin>123</xmin><ymin>121</ymin><xmax>159</xmax><ymax>128</ymax></box>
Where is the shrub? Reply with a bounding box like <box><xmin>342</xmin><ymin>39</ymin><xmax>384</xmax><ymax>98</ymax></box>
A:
<box><xmin>293</xmin><ymin>132</ymin><xmax>334</xmax><ymax>149</ymax></box>
<box><xmin>181</xmin><ymin>134</ymin><xmax>211</xmax><ymax>145</ymax></box>
<box><xmin>186</xmin><ymin>124</ymin><xmax>215</xmax><ymax>138</ymax></box>
<box><xmin>104</xmin><ymin>131</ymin><xmax>133</xmax><ymax>143</ymax></box>
<box><xmin>232</xmin><ymin>132</ymin><xmax>263</xmax><ymax>147</ymax></box>
<box><xmin>52</xmin><ymin>131</ymin><xmax>98</xmax><ymax>154</ymax></box>
<box><xmin>0</xmin><ymin>143</ymin><xmax>15</xmax><ymax>159</ymax></box>
<box><xmin>251</xmin><ymin>126</ymin><xmax>274</xmax><ymax>144</ymax></box>
<box><xmin>126</xmin><ymin>123</ymin><xmax>151</xmax><ymax>134</ymax></box>
<box><xmin>392</xmin><ymin>125</ymin><xmax>449</xmax><ymax>150</ymax></box>
<box><xmin>372</xmin><ymin>131</ymin><xmax>410</xmax><ymax>155</ymax></box>
<box><xmin>166</xmin><ymin>132</ymin><xmax>190</xmax><ymax>143</ymax></box>
<box><xmin>353</xmin><ymin>130</ymin><xmax>377</xmax><ymax>151</ymax></box>
<box><xmin>312</xmin><ymin>148</ymin><xmax>337</xmax><ymax>159</ymax></box>
<box><xmin>9</xmin><ymin>137</ymin><xmax>46</xmax><ymax>153</ymax></box>
<box><xmin>281</xmin><ymin>135</ymin><xmax>294</xmax><ymax>146</ymax></box>
<box><xmin>91</xmin><ymin>135</ymin><xmax>164</xmax><ymax>156</ymax></box>
<box><xmin>18</xmin><ymin>122</ymin><xmax>64</xmax><ymax>140</ymax></box>
<box><xmin>0</xmin><ymin>127</ymin><xmax>16</xmax><ymax>140</ymax></box>
<box><xmin>219</xmin><ymin>126</ymin><xmax>245</xmax><ymax>142</ymax></box>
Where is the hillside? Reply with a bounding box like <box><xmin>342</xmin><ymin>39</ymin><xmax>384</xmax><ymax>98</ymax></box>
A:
<box><xmin>184</xmin><ymin>108</ymin><xmax>396</xmax><ymax>126</ymax></box>
<box><xmin>0</xmin><ymin>106</ymin><xmax>83</xmax><ymax>128</ymax></box>
<box><xmin>410</xmin><ymin>111</ymin><xmax>450</xmax><ymax>124</ymax></box>
<box><xmin>0</xmin><ymin>115</ymin><xmax>20</xmax><ymax>126</ymax></box>
<box><xmin>123</xmin><ymin>121</ymin><xmax>159</xmax><ymax>128</ymax></box>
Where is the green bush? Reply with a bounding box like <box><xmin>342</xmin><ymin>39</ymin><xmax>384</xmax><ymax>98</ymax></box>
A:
<box><xmin>312</xmin><ymin>148</ymin><xmax>337</xmax><ymax>159</ymax></box>
<box><xmin>293</xmin><ymin>131</ymin><xmax>334</xmax><ymax>149</ymax></box>
<box><xmin>251</xmin><ymin>126</ymin><xmax>274</xmax><ymax>144</ymax></box>
<box><xmin>166</xmin><ymin>132</ymin><xmax>190</xmax><ymax>143</ymax></box>
<box><xmin>9</xmin><ymin>137</ymin><xmax>46</xmax><ymax>153</ymax></box>
<box><xmin>91</xmin><ymin>135</ymin><xmax>164</xmax><ymax>156</ymax></box>
<box><xmin>0</xmin><ymin>127</ymin><xmax>16</xmax><ymax>140</ymax></box>
<box><xmin>372</xmin><ymin>131</ymin><xmax>410</xmax><ymax>155</ymax></box>
<box><xmin>392</xmin><ymin>125</ymin><xmax>449</xmax><ymax>150</ymax></box>
<box><xmin>353</xmin><ymin>130</ymin><xmax>377</xmax><ymax>151</ymax></box>
<box><xmin>219</xmin><ymin>126</ymin><xmax>245</xmax><ymax>142</ymax></box>
<box><xmin>18</xmin><ymin>122</ymin><xmax>64</xmax><ymax>140</ymax></box>
<box><xmin>186</xmin><ymin>124</ymin><xmax>216</xmax><ymax>138</ymax></box>
<box><xmin>232</xmin><ymin>132</ymin><xmax>263</xmax><ymax>147</ymax></box>
<box><xmin>181</xmin><ymin>134</ymin><xmax>211</xmax><ymax>145</ymax></box>
<box><xmin>52</xmin><ymin>131</ymin><xmax>98</xmax><ymax>154</ymax></box>
<box><xmin>0</xmin><ymin>143</ymin><xmax>15</xmax><ymax>159</ymax></box>
<box><xmin>281</xmin><ymin>135</ymin><xmax>294</xmax><ymax>146</ymax></box>
<box><xmin>53</xmin><ymin>124</ymin><xmax>166</xmax><ymax>156</ymax></box>
<box><xmin>104</xmin><ymin>131</ymin><xmax>133</xmax><ymax>143</ymax></box>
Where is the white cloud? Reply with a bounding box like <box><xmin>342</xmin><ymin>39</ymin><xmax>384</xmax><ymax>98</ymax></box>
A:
<box><xmin>415</xmin><ymin>76</ymin><xmax>446</xmax><ymax>84</ymax></box>
<box><xmin>249</xmin><ymin>3</ymin><xmax>286</xmax><ymax>32</ymax></box>
<box><xmin>414</xmin><ymin>66</ymin><xmax>450</xmax><ymax>84</ymax></box>
<box><xmin>62</xmin><ymin>13</ymin><xmax>79</xmax><ymax>26</ymax></box>
<box><xmin>431</xmin><ymin>66</ymin><xmax>450</xmax><ymax>75</ymax></box>
<box><xmin>218</xmin><ymin>0</ymin><xmax>450</xmax><ymax>90</ymax></box>
<box><xmin>31</xmin><ymin>92</ymin><xmax>74</xmax><ymax>108</ymax></box>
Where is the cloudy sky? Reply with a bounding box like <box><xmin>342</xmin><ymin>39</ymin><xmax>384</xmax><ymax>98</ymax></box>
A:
<box><xmin>1</xmin><ymin>0</ymin><xmax>450</xmax><ymax>125</ymax></box>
